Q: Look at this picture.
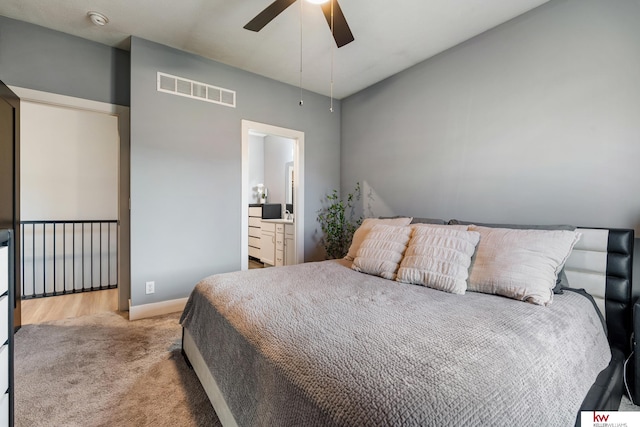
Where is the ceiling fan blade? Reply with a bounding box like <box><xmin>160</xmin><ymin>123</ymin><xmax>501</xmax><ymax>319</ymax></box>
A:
<box><xmin>244</xmin><ymin>0</ymin><xmax>297</xmax><ymax>32</ymax></box>
<box><xmin>321</xmin><ymin>0</ymin><xmax>355</xmax><ymax>48</ymax></box>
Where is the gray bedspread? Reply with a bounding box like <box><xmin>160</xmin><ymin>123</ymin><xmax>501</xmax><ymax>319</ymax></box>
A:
<box><xmin>180</xmin><ymin>260</ymin><xmax>611</xmax><ymax>427</ymax></box>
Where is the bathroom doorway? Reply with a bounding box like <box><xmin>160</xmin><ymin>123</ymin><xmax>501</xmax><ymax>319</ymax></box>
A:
<box><xmin>240</xmin><ymin>120</ymin><xmax>304</xmax><ymax>270</ymax></box>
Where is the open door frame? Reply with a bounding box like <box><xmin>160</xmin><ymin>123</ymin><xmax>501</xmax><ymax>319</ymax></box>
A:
<box><xmin>8</xmin><ymin>86</ymin><xmax>131</xmax><ymax>312</ymax></box>
<box><xmin>241</xmin><ymin>120</ymin><xmax>305</xmax><ymax>270</ymax></box>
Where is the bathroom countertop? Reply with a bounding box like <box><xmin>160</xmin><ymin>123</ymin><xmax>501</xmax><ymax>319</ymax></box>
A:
<box><xmin>261</xmin><ymin>219</ymin><xmax>294</xmax><ymax>224</ymax></box>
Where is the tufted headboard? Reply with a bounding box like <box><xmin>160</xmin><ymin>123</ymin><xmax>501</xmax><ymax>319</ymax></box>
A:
<box><xmin>564</xmin><ymin>228</ymin><xmax>634</xmax><ymax>355</ymax></box>
<box><xmin>441</xmin><ymin>218</ymin><xmax>635</xmax><ymax>355</ymax></box>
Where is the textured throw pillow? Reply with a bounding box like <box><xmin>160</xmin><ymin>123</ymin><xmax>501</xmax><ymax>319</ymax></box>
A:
<box><xmin>447</xmin><ymin>220</ymin><xmax>576</xmax><ymax>294</ymax></box>
<box><xmin>351</xmin><ymin>224</ymin><xmax>412</xmax><ymax>280</ymax></box>
<box><xmin>396</xmin><ymin>226</ymin><xmax>480</xmax><ymax>294</ymax></box>
<box><xmin>467</xmin><ymin>225</ymin><xmax>581</xmax><ymax>306</ymax></box>
<box><xmin>345</xmin><ymin>217</ymin><xmax>413</xmax><ymax>261</ymax></box>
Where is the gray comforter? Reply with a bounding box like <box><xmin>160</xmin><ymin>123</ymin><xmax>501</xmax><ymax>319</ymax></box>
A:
<box><xmin>180</xmin><ymin>260</ymin><xmax>610</xmax><ymax>427</ymax></box>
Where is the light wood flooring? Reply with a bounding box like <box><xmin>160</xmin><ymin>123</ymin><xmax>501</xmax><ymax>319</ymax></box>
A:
<box><xmin>249</xmin><ymin>258</ymin><xmax>265</xmax><ymax>269</ymax></box>
<box><xmin>20</xmin><ymin>288</ymin><xmax>119</xmax><ymax>325</ymax></box>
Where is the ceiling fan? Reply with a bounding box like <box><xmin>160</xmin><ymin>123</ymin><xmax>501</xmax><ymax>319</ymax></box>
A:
<box><xmin>244</xmin><ymin>0</ymin><xmax>355</xmax><ymax>48</ymax></box>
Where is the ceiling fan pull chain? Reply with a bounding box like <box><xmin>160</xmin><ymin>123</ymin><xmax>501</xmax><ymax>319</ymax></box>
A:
<box><xmin>299</xmin><ymin>0</ymin><xmax>304</xmax><ymax>106</ymax></box>
<box><xmin>329</xmin><ymin>0</ymin><xmax>334</xmax><ymax>113</ymax></box>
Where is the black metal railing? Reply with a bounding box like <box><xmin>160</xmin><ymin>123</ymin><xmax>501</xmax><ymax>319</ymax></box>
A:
<box><xmin>20</xmin><ymin>220</ymin><xmax>118</xmax><ymax>299</ymax></box>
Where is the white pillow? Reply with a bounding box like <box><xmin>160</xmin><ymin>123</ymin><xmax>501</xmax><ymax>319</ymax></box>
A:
<box><xmin>467</xmin><ymin>225</ymin><xmax>581</xmax><ymax>306</ymax></box>
<box><xmin>396</xmin><ymin>226</ymin><xmax>480</xmax><ymax>294</ymax></box>
<box><xmin>345</xmin><ymin>217</ymin><xmax>413</xmax><ymax>261</ymax></box>
<box><xmin>351</xmin><ymin>224</ymin><xmax>412</xmax><ymax>280</ymax></box>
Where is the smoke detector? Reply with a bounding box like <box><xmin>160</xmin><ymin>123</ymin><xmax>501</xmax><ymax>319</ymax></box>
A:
<box><xmin>87</xmin><ymin>11</ymin><xmax>109</xmax><ymax>26</ymax></box>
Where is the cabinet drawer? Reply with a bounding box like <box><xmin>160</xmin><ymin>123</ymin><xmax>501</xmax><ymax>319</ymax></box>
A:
<box><xmin>249</xmin><ymin>246</ymin><xmax>261</xmax><ymax>258</ymax></box>
<box><xmin>248</xmin><ymin>227</ymin><xmax>261</xmax><ymax>238</ymax></box>
<box><xmin>0</xmin><ymin>247</ymin><xmax>7</xmax><ymax>295</ymax></box>
<box><xmin>275</xmin><ymin>235</ymin><xmax>284</xmax><ymax>249</ymax></box>
<box><xmin>275</xmin><ymin>224</ymin><xmax>285</xmax><ymax>233</ymax></box>
<box><xmin>249</xmin><ymin>206</ymin><xmax>262</xmax><ymax>217</ymax></box>
<box><xmin>275</xmin><ymin>249</ymin><xmax>284</xmax><ymax>267</ymax></box>
<box><xmin>0</xmin><ymin>345</ymin><xmax>7</xmax><ymax>394</ymax></box>
<box><xmin>0</xmin><ymin>297</ymin><xmax>6</xmax><ymax>346</ymax></box>
<box><xmin>249</xmin><ymin>236</ymin><xmax>261</xmax><ymax>248</ymax></box>
<box><xmin>249</xmin><ymin>217</ymin><xmax>263</xmax><ymax>228</ymax></box>
<box><xmin>285</xmin><ymin>224</ymin><xmax>294</xmax><ymax>236</ymax></box>
<box><xmin>0</xmin><ymin>392</ymin><xmax>7</xmax><ymax>427</ymax></box>
<box><xmin>261</xmin><ymin>222</ymin><xmax>276</xmax><ymax>232</ymax></box>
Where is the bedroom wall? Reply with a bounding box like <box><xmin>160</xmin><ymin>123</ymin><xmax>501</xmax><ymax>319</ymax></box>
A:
<box><xmin>341</xmin><ymin>0</ymin><xmax>640</xmax><ymax>290</ymax></box>
<box><xmin>20</xmin><ymin>101</ymin><xmax>119</xmax><ymax>220</ymax></box>
<box><xmin>248</xmin><ymin>134</ymin><xmax>265</xmax><ymax>204</ymax></box>
<box><xmin>129</xmin><ymin>37</ymin><xmax>340</xmax><ymax>307</ymax></box>
<box><xmin>0</xmin><ymin>16</ymin><xmax>129</xmax><ymax>106</ymax></box>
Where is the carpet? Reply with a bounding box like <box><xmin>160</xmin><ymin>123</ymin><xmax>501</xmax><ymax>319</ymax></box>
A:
<box><xmin>14</xmin><ymin>311</ymin><xmax>222</xmax><ymax>427</ymax></box>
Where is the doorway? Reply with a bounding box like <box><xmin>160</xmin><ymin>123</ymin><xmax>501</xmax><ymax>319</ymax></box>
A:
<box><xmin>241</xmin><ymin>120</ymin><xmax>304</xmax><ymax>270</ymax></box>
<box><xmin>9</xmin><ymin>86</ymin><xmax>130</xmax><ymax>314</ymax></box>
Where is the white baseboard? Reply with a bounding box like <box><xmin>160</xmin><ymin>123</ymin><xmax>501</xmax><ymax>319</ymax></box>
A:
<box><xmin>128</xmin><ymin>297</ymin><xmax>188</xmax><ymax>321</ymax></box>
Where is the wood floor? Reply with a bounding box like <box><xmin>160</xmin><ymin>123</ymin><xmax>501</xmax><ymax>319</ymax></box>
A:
<box><xmin>249</xmin><ymin>258</ymin><xmax>265</xmax><ymax>269</ymax></box>
<box><xmin>20</xmin><ymin>288</ymin><xmax>119</xmax><ymax>325</ymax></box>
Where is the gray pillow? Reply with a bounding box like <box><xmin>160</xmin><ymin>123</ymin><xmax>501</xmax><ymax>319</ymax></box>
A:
<box><xmin>447</xmin><ymin>220</ymin><xmax>576</xmax><ymax>294</ymax></box>
<box><xmin>410</xmin><ymin>217</ymin><xmax>446</xmax><ymax>225</ymax></box>
<box><xmin>447</xmin><ymin>219</ymin><xmax>575</xmax><ymax>231</ymax></box>
<box><xmin>378</xmin><ymin>216</ymin><xmax>446</xmax><ymax>225</ymax></box>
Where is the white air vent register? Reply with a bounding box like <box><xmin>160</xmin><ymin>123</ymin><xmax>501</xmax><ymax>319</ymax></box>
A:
<box><xmin>157</xmin><ymin>72</ymin><xmax>236</xmax><ymax>108</ymax></box>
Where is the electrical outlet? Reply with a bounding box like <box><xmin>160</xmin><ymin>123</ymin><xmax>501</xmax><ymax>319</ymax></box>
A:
<box><xmin>145</xmin><ymin>281</ymin><xmax>155</xmax><ymax>294</ymax></box>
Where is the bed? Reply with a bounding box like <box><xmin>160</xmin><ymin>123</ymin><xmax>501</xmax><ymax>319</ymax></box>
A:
<box><xmin>180</xmin><ymin>221</ymin><xmax>634</xmax><ymax>427</ymax></box>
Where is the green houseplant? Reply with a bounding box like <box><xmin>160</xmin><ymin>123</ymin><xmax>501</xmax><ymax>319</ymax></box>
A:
<box><xmin>317</xmin><ymin>182</ymin><xmax>363</xmax><ymax>259</ymax></box>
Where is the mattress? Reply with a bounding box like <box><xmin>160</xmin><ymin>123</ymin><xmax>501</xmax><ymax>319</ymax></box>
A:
<box><xmin>180</xmin><ymin>259</ymin><xmax>611</xmax><ymax>426</ymax></box>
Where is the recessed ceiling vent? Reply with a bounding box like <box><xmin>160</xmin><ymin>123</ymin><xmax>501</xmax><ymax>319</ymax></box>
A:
<box><xmin>157</xmin><ymin>72</ymin><xmax>236</xmax><ymax>108</ymax></box>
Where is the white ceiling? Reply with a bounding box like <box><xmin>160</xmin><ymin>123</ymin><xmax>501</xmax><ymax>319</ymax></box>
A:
<box><xmin>0</xmin><ymin>0</ymin><xmax>550</xmax><ymax>99</ymax></box>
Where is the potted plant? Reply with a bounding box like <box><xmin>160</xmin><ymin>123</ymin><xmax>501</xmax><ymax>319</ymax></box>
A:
<box><xmin>317</xmin><ymin>182</ymin><xmax>363</xmax><ymax>259</ymax></box>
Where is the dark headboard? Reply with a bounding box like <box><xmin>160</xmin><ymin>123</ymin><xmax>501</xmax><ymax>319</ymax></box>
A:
<box><xmin>563</xmin><ymin>227</ymin><xmax>634</xmax><ymax>355</ymax></box>
<box><xmin>603</xmin><ymin>229</ymin><xmax>635</xmax><ymax>354</ymax></box>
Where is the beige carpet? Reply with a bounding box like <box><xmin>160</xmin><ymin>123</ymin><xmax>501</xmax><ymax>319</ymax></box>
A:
<box><xmin>14</xmin><ymin>311</ymin><xmax>222</xmax><ymax>427</ymax></box>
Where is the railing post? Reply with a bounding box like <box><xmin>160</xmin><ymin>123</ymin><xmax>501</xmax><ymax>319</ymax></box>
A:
<box><xmin>63</xmin><ymin>222</ymin><xmax>66</xmax><ymax>294</ymax></box>
<box><xmin>42</xmin><ymin>223</ymin><xmax>46</xmax><ymax>297</ymax></box>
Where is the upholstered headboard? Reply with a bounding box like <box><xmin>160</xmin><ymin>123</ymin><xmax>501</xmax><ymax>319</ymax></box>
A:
<box><xmin>557</xmin><ymin>228</ymin><xmax>634</xmax><ymax>354</ymax></box>
<box><xmin>431</xmin><ymin>218</ymin><xmax>635</xmax><ymax>355</ymax></box>
<box><xmin>443</xmin><ymin>219</ymin><xmax>635</xmax><ymax>354</ymax></box>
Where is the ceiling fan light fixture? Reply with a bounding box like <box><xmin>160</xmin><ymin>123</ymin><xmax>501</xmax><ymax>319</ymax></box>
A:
<box><xmin>306</xmin><ymin>0</ymin><xmax>330</xmax><ymax>4</ymax></box>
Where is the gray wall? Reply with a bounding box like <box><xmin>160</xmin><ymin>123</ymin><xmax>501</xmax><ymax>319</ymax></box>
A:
<box><xmin>341</xmin><ymin>0</ymin><xmax>640</xmax><ymax>289</ymax></box>
<box><xmin>264</xmin><ymin>135</ymin><xmax>294</xmax><ymax>206</ymax></box>
<box><xmin>130</xmin><ymin>37</ymin><xmax>340</xmax><ymax>306</ymax></box>
<box><xmin>0</xmin><ymin>16</ymin><xmax>129</xmax><ymax>106</ymax></box>
<box><xmin>342</xmin><ymin>0</ymin><xmax>640</xmax><ymax>230</ymax></box>
<box><xmin>248</xmin><ymin>135</ymin><xmax>265</xmax><ymax>204</ymax></box>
